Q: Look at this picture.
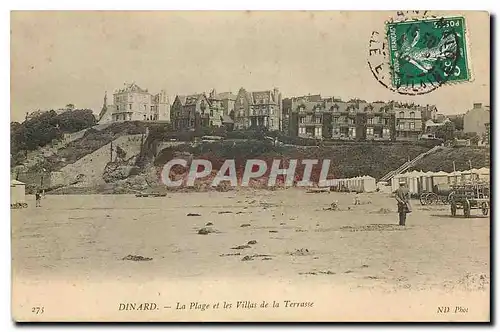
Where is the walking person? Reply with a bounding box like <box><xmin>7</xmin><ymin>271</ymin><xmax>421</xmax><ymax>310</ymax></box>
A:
<box><xmin>35</xmin><ymin>189</ymin><xmax>42</xmax><ymax>208</ymax></box>
<box><xmin>395</xmin><ymin>181</ymin><xmax>411</xmax><ymax>226</ymax></box>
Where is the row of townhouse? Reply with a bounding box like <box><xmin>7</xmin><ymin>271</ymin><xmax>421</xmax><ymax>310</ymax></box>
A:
<box><xmin>171</xmin><ymin>87</ymin><xmax>282</xmax><ymax>132</ymax></box>
<box><xmin>284</xmin><ymin>95</ymin><xmax>431</xmax><ymax>141</ymax></box>
<box><xmin>98</xmin><ymin>84</ymin><xmax>437</xmax><ymax>142</ymax></box>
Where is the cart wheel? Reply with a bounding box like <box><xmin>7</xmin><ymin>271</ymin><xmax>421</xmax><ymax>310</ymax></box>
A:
<box><xmin>463</xmin><ymin>199</ymin><xmax>471</xmax><ymax>218</ymax></box>
<box><xmin>419</xmin><ymin>193</ymin><xmax>428</xmax><ymax>206</ymax></box>
<box><xmin>481</xmin><ymin>202</ymin><xmax>489</xmax><ymax>216</ymax></box>
<box><xmin>426</xmin><ymin>193</ymin><xmax>438</xmax><ymax>205</ymax></box>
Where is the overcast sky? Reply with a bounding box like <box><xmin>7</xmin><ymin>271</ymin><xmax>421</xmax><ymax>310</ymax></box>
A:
<box><xmin>11</xmin><ymin>11</ymin><xmax>489</xmax><ymax>122</ymax></box>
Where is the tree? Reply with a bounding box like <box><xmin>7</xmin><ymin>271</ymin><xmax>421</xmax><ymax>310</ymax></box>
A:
<box><xmin>55</xmin><ymin>109</ymin><xmax>96</xmax><ymax>133</ymax></box>
<box><xmin>449</xmin><ymin>116</ymin><xmax>464</xmax><ymax>131</ymax></box>
<box><xmin>10</xmin><ymin>109</ymin><xmax>97</xmax><ymax>167</ymax></box>
<box><xmin>434</xmin><ymin>121</ymin><xmax>456</xmax><ymax>142</ymax></box>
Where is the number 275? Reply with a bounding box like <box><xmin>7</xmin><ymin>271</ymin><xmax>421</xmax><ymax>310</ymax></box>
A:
<box><xmin>32</xmin><ymin>306</ymin><xmax>44</xmax><ymax>314</ymax></box>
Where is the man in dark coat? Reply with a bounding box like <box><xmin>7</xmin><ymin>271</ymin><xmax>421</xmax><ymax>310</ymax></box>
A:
<box><xmin>395</xmin><ymin>181</ymin><xmax>411</xmax><ymax>226</ymax></box>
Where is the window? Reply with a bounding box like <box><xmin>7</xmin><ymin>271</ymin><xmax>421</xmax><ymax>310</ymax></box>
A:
<box><xmin>306</xmin><ymin>115</ymin><xmax>313</xmax><ymax>123</ymax></box>
<box><xmin>315</xmin><ymin>116</ymin><xmax>322</xmax><ymax>124</ymax></box>
<box><xmin>270</xmin><ymin>119</ymin><xmax>274</xmax><ymax>127</ymax></box>
<box><xmin>410</xmin><ymin>112</ymin><xmax>415</xmax><ymax>119</ymax></box>
<box><xmin>129</xmin><ymin>104</ymin><xmax>132</xmax><ymax>110</ymax></box>
<box><xmin>383</xmin><ymin>128</ymin><xmax>391</xmax><ymax>136</ymax></box>
<box><xmin>315</xmin><ymin>127</ymin><xmax>322</xmax><ymax>137</ymax></box>
<box><xmin>367</xmin><ymin>118</ymin><xmax>373</xmax><ymax>125</ymax></box>
<box><xmin>410</xmin><ymin>122</ymin><xmax>415</xmax><ymax>130</ymax></box>
<box><xmin>151</xmin><ymin>106</ymin><xmax>154</xmax><ymax>111</ymax></box>
<box><xmin>144</xmin><ymin>105</ymin><xmax>147</xmax><ymax>111</ymax></box>
<box><xmin>210</xmin><ymin>110</ymin><xmax>214</xmax><ymax>117</ymax></box>
<box><xmin>299</xmin><ymin>117</ymin><xmax>305</xmax><ymax>124</ymax></box>
<box><xmin>349</xmin><ymin>127</ymin><xmax>356</xmax><ymax>138</ymax></box>
<box><xmin>399</xmin><ymin>111</ymin><xmax>404</xmax><ymax>118</ymax></box>
<box><xmin>366</xmin><ymin>128</ymin><xmax>374</xmax><ymax>136</ymax></box>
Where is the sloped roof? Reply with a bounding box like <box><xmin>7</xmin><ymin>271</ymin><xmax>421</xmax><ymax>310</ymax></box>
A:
<box><xmin>117</xmin><ymin>82</ymin><xmax>148</xmax><ymax>94</ymax></box>
<box><xmin>176</xmin><ymin>95</ymin><xmax>188</xmax><ymax>105</ymax></box>
<box><xmin>11</xmin><ymin>179</ymin><xmax>25</xmax><ymax>185</ymax></box>
<box><xmin>185</xmin><ymin>94</ymin><xmax>204</xmax><ymax>106</ymax></box>
<box><xmin>325</xmin><ymin>101</ymin><xmax>348</xmax><ymax>113</ymax></box>
<box><xmin>292</xmin><ymin>94</ymin><xmax>322</xmax><ymax>102</ymax></box>
<box><xmin>217</xmin><ymin>92</ymin><xmax>237</xmax><ymax>100</ymax></box>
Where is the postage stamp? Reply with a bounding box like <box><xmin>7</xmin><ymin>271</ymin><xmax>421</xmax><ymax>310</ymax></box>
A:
<box><xmin>386</xmin><ymin>16</ymin><xmax>470</xmax><ymax>89</ymax></box>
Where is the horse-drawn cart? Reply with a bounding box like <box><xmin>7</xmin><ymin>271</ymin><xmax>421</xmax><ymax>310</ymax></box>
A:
<box><xmin>449</xmin><ymin>183</ymin><xmax>490</xmax><ymax>218</ymax></box>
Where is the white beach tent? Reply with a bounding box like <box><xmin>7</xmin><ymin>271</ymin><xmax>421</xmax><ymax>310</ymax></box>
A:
<box><xmin>432</xmin><ymin>171</ymin><xmax>450</xmax><ymax>186</ymax></box>
<box><xmin>391</xmin><ymin>173</ymin><xmax>402</xmax><ymax>193</ymax></box>
<box><xmin>10</xmin><ymin>179</ymin><xmax>26</xmax><ymax>205</ymax></box>
<box><xmin>473</xmin><ymin>167</ymin><xmax>490</xmax><ymax>182</ymax></box>
<box><xmin>361</xmin><ymin>175</ymin><xmax>377</xmax><ymax>193</ymax></box>
<box><xmin>420</xmin><ymin>171</ymin><xmax>435</xmax><ymax>193</ymax></box>
<box><xmin>448</xmin><ymin>171</ymin><xmax>463</xmax><ymax>185</ymax></box>
<box><xmin>406</xmin><ymin>170</ymin><xmax>424</xmax><ymax>194</ymax></box>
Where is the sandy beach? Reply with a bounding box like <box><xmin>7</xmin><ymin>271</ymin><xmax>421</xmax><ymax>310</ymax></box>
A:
<box><xmin>12</xmin><ymin>190</ymin><xmax>489</xmax><ymax>290</ymax></box>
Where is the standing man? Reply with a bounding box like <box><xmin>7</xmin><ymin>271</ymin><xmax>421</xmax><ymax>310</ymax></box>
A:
<box><xmin>35</xmin><ymin>189</ymin><xmax>42</xmax><ymax>208</ymax></box>
<box><xmin>395</xmin><ymin>180</ymin><xmax>411</xmax><ymax>226</ymax></box>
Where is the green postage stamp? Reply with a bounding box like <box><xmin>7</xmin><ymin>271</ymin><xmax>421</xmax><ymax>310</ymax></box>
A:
<box><xmin>387</xmin><ymin>16</ymin><xmax>470</xmax><ymax>89</ymax></box>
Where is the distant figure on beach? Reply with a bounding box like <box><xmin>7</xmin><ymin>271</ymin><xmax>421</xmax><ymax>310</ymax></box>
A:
<box><xmin>353</xmin><ymin>193</ymin><xmax>361</xmax><ymax>205</ymax></box>
<box><xmin>35</xmin><ymin>190</ymin><xmax>42</xmax><ymax>208</ymax></box>
<box><xmin>395</xmin><ymin>181</ymin><xmax>411</xmax><ymax>226</ymax></box>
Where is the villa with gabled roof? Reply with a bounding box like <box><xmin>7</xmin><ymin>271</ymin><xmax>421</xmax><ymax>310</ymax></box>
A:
<box><xmin>98</xmin><ymin>82</ymin><xmax>170</xmax><ymax>124</ymax></box>
<box><xmin>233</xmin><ymin>87</ymin><xmax>282</xmax><ymax>131</ymax></box>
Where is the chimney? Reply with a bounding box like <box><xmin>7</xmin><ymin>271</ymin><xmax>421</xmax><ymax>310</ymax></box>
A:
<box><xmin>473</xmin><ymin>103</ymin><xmax>482</xmax><ymax>109</ymax></box>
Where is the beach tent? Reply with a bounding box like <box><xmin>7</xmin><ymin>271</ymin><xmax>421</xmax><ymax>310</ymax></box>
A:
<box><xmin>10</xmin><ymin>179</ymin><xmax>26</xmax><ymax>205</ymax></box>
<box><xmin>448</xmin><ymin>171</ymin><xmax>463</xmax><ymax>185</ymax></box>
<box><xmin>391</xmin><ymin>173</ymin><xmax>403</xmax><ymax>193</ymax></box>
<box><xmin>406</xmin><ymin>171</ymin><xmax>423</xmax><ymax>194</ymax></box>
<box><xmin>472</xmin><ymin>167</ymin><xmax>490</xmax><ymax>182</ymax></box>
<box><xmin>432</xmin><ymin>171</ymin><xmax>450</xmax><ymax>186</ymax></box>
<box><xmin>420</xmin><ymin>171</ymin><xmax>435</xmax><ymax>193</ymax></box>
<box><xmin>361</xmin><ymin>175</ymin><xmax>376</xmax><ymax>193</ymax></box>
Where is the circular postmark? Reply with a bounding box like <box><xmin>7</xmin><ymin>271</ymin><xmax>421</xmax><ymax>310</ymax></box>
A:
<box><xmin>368</xmin><ymin>11</ymin><xmax>467</xmax><ymax>95</ymax></box>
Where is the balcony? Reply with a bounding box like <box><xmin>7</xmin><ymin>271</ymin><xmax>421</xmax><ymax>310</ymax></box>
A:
<box><xmin>299</xmin><ymin>120</ymin><xmax>322</xmax><ymax>127</ymax></box>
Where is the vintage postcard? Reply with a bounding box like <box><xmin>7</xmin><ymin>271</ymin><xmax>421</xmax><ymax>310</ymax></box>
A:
<box><xmin>10</xmin><ymin>10</ymin><xmax>490</xmax><ymax>322</ymax></box>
